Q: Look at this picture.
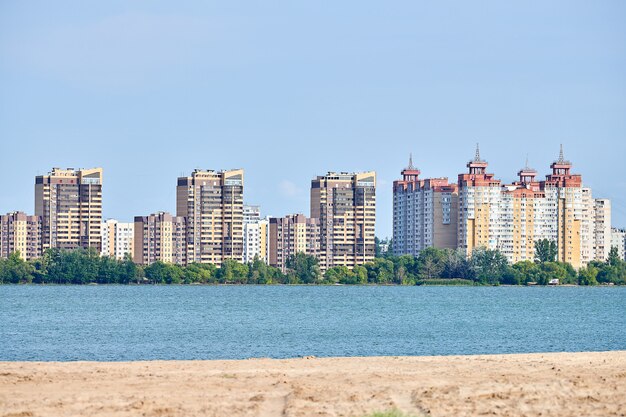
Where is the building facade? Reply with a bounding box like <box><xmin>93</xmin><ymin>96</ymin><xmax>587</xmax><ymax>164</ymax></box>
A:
<box><xmin>311</xmin><ymin>171</ymin><xmax>376</xmax><ymax>270</ymax></box>
<box><xmin>101</xmin><ymin>219</ymin><xmax>134</xmax><ymax>260</ymax></box>
<box><xmin>0</xmin><ymin>211</ymin><xmax>42</xmax><ymax>260</ymax></box>
<box><xmin>269</xmin><ymin>214</ymin><xmax>320</xmax><ymax>272</ymax></box>
<box><xmin>457</xmin><ymin>146</ymin><xmax>503</xmax><ymax>256</ymax></box>
<box><xmin>580</xmin><ymin>188</ymin><xmax>595</xmax><ymax>265</ymax></box>
<box><xmin>176</xmin><ymin>169</ymin><xmax>244</xmax><ymax>266</ymax></box>
<box><xmin>540</xmin><ymin>148</ymin><xmax>585</xmax><ymax>267</ymax></box>
<box><xmin>242</xmin><ymin>205</ymin><xmax>270</xmax><ymax>264</ymax></box>
<box><xmin>593</xmin><ymin>199</ymin><xmax>611</xmax><ymax>261</ymax></box>
<box><xmin>394</xmin><ymin>146</ymin><xmax>607</xmax><ymax>268</ymax></box>
<box><xmin>393</xmin><ymin>156</ymin><xmax>458</xmax><ymax>256</ymax></box>
<box><xmin>610</xmin><ymin>228</ymin><xmax>626</xmax><ymax>261</ymax></box>
<box><xmin>498</xmin><ymin>164</ymin><xmax>545</xmax><ymax>263</ymax></box>
<box><xmin>133</xmin><ymin>212</ymin><xmax>186</xmax><ymax>265</ymax></box>
<box><xmin>35</xmin><ymin>167</ymin><xmax>103</xmax><ymax>252</ymax></box>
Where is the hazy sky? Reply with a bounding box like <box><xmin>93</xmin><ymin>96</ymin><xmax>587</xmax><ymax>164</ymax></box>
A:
<box><xmin>1</xmin><ymin>1</ymin><xmax>625</xmax><ymax>238</ymax></box>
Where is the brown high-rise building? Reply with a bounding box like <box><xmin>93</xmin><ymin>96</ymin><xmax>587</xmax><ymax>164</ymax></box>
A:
<box><xmin>133</xmin><ymin>212</ymin><xmax>187</xmax><ymax>265</ymax></box>
<box><xmin>310</xmin><ymin>171</ymin><xmax>376</xmax><ymax>270</ymax></box>
<box><xmin>176</xmin><ymin>169</ymin><xmax>244</xmax><ymax>266</ymax></box>
<box><xmin>269</xmin><ymin>214</ymin><xmax>320</xmax><ymax>272</ymax></box>
<box><xmin>0</xmin><ymin>211</ymin><xmax>42</xmax><ymax>260</ymax></box>
<box><xmin>35</xmin><ymin>168</ymin><xmax>103</xmax><ymax>252</ymax></box>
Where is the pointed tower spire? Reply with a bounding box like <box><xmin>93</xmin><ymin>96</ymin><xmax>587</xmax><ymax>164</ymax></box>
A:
<box><xmin>474</xmin><ymin>143</ymin><xmax>481</xmax><ymax>162</ymax></box>
<box><xmin>467</xmin><ymin>142</ymin><xmax>487</xmax><ymax>174</ymax></box>
<box><xmin>401</xmin><ymin>152</ymin><xmax>420</xmax><ymax>181</ymax></box>
<box><xmin>558</xmin><ymin>144</ymin><xmax>564</xmax><ymax>163</ymax></box>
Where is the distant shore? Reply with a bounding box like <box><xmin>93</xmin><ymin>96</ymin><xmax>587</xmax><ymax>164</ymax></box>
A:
<box><xmin>1</xmin><ymin>351</ymin><xmax>624</xmax><ymax>417</ymax></box>
<box><xmin>0</xmin><ymin>281</ymin><xmax>621</xmax><ymax>286</ymax></box>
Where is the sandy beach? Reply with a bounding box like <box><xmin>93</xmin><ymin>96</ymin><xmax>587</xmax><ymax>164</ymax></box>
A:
<box><xmin>1</xmin><ymin>351</ymin><xmax>625</xmax><ymax>417</ymax></box>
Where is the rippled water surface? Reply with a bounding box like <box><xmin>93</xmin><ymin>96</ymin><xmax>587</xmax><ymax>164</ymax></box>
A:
<box><xmin>1</xmin><ymin>285</ymin><xmax>624</xmax><ymax>361</ymax></box>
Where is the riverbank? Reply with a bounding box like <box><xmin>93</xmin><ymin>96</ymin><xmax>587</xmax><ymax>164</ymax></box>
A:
<box><xmin>1</xmin><ymin>351</ymin><xmax>624</xmax><ymax>417</ymax></box>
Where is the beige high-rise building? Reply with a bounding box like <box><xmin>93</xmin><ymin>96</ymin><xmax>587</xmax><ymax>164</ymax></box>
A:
<box><xmin>499</xmin><ymin>163</ymin><xmax>544</xmax><ymax>264</ymax></box>
<box><xmin>0</xmin><ymin>211</ymin><xmax>42</xmax><ymax>260</ymax></box>
<box><xmin>541</xmin><ymin>147</ymin><xmax>584</xmax><ymax>268</ymax></box>
<box><xmin>311</xmin><ymin>171</ymin><xmax>376</xmax><ymax>270</ymax></box>
<box><xmin>393</xmin><ymin>156</ymin><xmax>458</xmax><ymax>256</ymax></box>
<box><xmin>269</xmin><ymin>214</ymin><xmax>320</xmax><ymax>272</ymax></box>
<box><xmin>133</xmin><ymin>212</ymin><xmax>186</xmax><ymax>265</ymax></box>
<box><xmin>457</xmin><ymin>146</ymin><xmax>502</xmax><ymax>256</ymax></box>
<box><xmin>176</xmin><ymin>169</ymin><xmax>244</xmax><ymax>266</ymax></box>
<box><xmin>35</xmin><ymin>167</ymin><xmax>103</xmax><ymax>252</ymax></box>
<box><xmin>593</xmin><ymin>199</ymin><xmax>611</xmax><ymax>261</ymax></box>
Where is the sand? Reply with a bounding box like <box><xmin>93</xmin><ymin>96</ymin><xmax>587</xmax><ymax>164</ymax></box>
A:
<box><xmin>1</xmin><ymin>351</ymin><xmax>625</xmax><ymax>417</ymax></box>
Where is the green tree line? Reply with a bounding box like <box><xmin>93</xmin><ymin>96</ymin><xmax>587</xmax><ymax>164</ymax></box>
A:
<box><xmin>1</xmin><ymin>243</ymin><xmax>625</xmax><ymax>285</ymax></box>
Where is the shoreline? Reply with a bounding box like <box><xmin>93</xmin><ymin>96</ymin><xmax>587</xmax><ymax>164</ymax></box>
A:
<box><xmin>1</xmin><ymin>351</ymin><xmax>624</xmax><ymax>416</ymax></box>
<box><xmin>0</xmin><ymin>282</ymin><xmax>622</xmax><ymax>286</ymax></box>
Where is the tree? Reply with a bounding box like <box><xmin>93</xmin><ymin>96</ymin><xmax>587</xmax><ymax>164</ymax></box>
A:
<box><xmin>286</xmin><ymin>253</ymin><xmax>321</xmax><ymax>284</ymax></box>
<box><xmin>608</xmin><ymin>246</ymin><xmax>620</xmax><ymax>267</ymax></box>
<box><xmin>442</xmin><ymin>249</ymin><xmax>473</xmax><ymax>279</ymax></box>
<box><xmin>364</xmin><ymin>258</ymin><xmax>394</xmax><ymax>284</ymax></box>
<box><xmin>217</xmin><ymin>259</ymin><xmax>249</xmax><ymax>284</ymax></box>
<box><xmin>416</xmin><ymin>247</ymin><xmax>446</xmax><ymax>280</ymax></box>
<box><xmin>324</xmin><ymin>266</ymin><xmax>353</xmax><ymax>284</ymax></box>
<box><xmin>470</xmin><ymin>247</ymin><xmax>508</xmax><ymax>285</ymax></box>
<box><xmin>578</xmin><ymin>265</ymin><xmax>598</xmax><ymax>286</ymax></box>
<box><xmin>534</xmin><ymin>239</ymin><xmax>557</xmax><ymax>263</ymax></box>
<box><xmin>512</xmin><ymin>260</ymin><xmax>539</xmax><ymax>285</ymax></box>
<box><xmin>0</xmin><ymin>252</ymin><xmax>34</xmax><ymax>284</ymax></box>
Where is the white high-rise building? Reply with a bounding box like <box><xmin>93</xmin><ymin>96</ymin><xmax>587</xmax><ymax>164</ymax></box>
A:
<box><xmin>610</xmin><ymin>228</ymin><xmax>626</xmax><ymax>261</ymax></box>
<box><xmin>101</xmin><ymin>219</ymin><xmax>134</xmax><ymax>260</ymax></box>
<box><xmin>242</xmin><ymin>205</ymin><xmax>269</xmax><ymax>264</ymax></box>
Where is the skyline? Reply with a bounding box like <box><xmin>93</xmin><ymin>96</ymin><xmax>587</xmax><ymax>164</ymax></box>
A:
<box><xmin>1</xmin><ymin>1</ymin><xmax>625</xmax><ymax>238</ymax></box>
<box><xmin>1</xmin><ymin>146</ymin><xmax>621</xmax><ymax>233</ymax></box>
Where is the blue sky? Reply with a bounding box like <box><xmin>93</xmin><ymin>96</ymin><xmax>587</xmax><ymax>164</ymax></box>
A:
<box><xmin>1</xmin><ymin>1</ymin><xmax>625</xmax><ymax>238</ymax></box>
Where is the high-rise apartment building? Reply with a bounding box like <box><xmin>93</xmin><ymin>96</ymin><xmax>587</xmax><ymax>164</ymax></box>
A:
<box><xmin>580</xmin><ymin>188</ymin><xmax>595</xmax><ymax>265</ymax></box>
<box><xmin>541</xmin><ymin>147</ymin><xmax>584</xmax><ymax>267</ymax></box>
<box><xmin>35</xmin><ymin>167</ymin><xmax>103</xmax><ymax>252</ymax></box>
<box><xmin>242</xmin><ymin>205</ymin><xmax>270</xmax><ymax>264</ymax></box>
<box><xmin>498</xmin><ymin>162</ymin><xmax>545</xmax><ymax>263</ymax></box>
<box><xmin>176</xmin><ymin>169</ymin><xmax>244</xmax><ymax>266</ymax></box>
<box><xmin>0</xmin><ymin>211</ymin><xmax>42</xmax><ymax>260</ymax></box>
<box><xmin>394</xmin><ymin>145</ymin><xmax>604</xmax><ymax>267</ymax></box>
<box><xmin>392</xmin><ymin>156</ymin><xmax>458</xmax><ymax>256</ymax></box>
<box><xmin>311</xmin><ymin>171</ymin><xmax>376</xmax><ymax>270</ymax></box>
<box><xmin>457</xmin><ymin>146</ymin><xmax>502</xmax><ymax>256</ymax></box>
<box><xmin>133</xmin><ymin>212</ymin><xmax>186</xmax><ymax>265</ymax></box>
<box><xmin>610</xmin><ymin>228</ymin><xmax>626</xmax><ymax>261</ymax></box>
<box><xmin>101</xmin><ymin>219</ymin><xmax>134</xmax><ymax>260</ymax></box>
<box><xmin>593</xmin><ymin>199</ymin><xmax>611</xmax><ymax>261</ymax></box>
<box><xmin>269</xmin><ymin>214</ymin><xmax>320</xmax><ymax>272</ymax></box>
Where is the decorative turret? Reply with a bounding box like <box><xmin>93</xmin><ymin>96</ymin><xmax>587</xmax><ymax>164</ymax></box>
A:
<box><xmin>401</xmin><ymin>153</ymin><xmax>420</xmax><ymax>182</ymax></box>
<box><xmin>517</xmin><ymin>155</ymin><xmax>537</xmax><ymax>184</ymax></box>
<box><xmin>467</xmin><ymin>143</ymin><xmax>488</xmax><ymax>175</ymax></box>
<box><xmin>550</xmin><ymin>144</ymin><xmax>572</xmax><ymax>176</ymax></box>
